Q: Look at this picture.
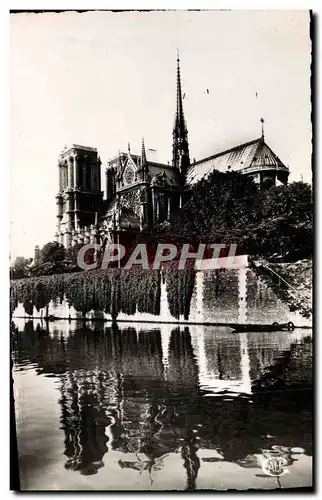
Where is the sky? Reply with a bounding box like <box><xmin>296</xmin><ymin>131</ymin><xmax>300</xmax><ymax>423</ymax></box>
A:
<box><xmin>10</xmin><ymin>10</ymin><xmax>312</xmax><ymax>261</ymax></box>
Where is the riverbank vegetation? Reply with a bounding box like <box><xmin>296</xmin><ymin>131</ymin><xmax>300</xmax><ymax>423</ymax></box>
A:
<box><xmin>10</xmin><ymin>265</ymin><xmax>196</xmax><ymax>320</ymax></box>
<box><xmin>249</xmin><ymin>258</ymin><xmax>312</xmax><ymax>319</ymax></box>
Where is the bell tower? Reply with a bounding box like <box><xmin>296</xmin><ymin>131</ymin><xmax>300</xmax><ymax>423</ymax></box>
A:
<box><xmin>55</xmin><ymin>145</ymin><xmax>103</xmax><ymax>248</ymax></box>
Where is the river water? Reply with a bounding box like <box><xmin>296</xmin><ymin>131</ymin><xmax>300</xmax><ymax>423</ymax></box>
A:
<box><xmin>11</xmin><ymin>320</ymin><xmax>312</xmax><ymax>491</ymax></box>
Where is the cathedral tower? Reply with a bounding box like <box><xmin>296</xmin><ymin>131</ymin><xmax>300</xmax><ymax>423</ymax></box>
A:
<box><xmin>172</xmin><ymin>52</ymin><xmax>190</xmax><ymax>183</ymax></box>
<box><xmin>55</xmin><ymin>145</ymin><xmax>103</xmax><ymax>248</ymax></box>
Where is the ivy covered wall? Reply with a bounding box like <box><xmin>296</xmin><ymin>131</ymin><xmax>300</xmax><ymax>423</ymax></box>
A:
<box><xmin>11</xmin><ymin>263</ymin><xmax>311</xmax><ymax>326</ymax></box>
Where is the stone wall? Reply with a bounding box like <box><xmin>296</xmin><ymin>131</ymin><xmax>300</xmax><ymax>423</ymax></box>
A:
<box><xmin>12</xmin><ymin>263</ymin><xmax>312</xmax><ymax>327</ymax></box>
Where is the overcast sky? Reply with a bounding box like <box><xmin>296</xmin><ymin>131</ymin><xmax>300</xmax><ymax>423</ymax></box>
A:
<box><xmin>10</xmin><ymin>10</ymin><xmax>311</xmax><ymax>260</ymax></box>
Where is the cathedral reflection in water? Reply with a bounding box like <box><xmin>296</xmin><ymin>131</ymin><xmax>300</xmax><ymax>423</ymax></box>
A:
<box><xmin>12</xmin><ymin>320</ymin><xmax>312</xmax><ymax>489</ymax></box>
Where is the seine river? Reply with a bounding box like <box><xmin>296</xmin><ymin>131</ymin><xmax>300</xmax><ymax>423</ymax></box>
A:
<box><xmin>11</xmin><ymin>320</ymin><xmax>312</xmax><ymax>491</ymax></box>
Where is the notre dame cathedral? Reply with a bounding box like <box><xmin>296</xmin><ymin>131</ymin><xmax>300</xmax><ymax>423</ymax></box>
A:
<box><xmin>54</xmin><ymin>55</ymin><xmax>290</xmax><ymax>249</ymax></box>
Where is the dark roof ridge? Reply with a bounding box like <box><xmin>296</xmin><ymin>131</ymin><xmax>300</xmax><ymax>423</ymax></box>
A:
<box><xmin>147</xmin><ymin>161</ymin><xmax>173</xmax><ymax>169</ymax></box>
<box><xmin>193</xmin><ymin>137</ymin><xmax>262</xmax><ymax>166</ymax></box>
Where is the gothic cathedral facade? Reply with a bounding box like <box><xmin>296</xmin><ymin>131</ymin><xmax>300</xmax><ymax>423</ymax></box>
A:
<box><xmin>55</xmin><ymin>55</ymin><xmax>290</xmax><ymax>249</ymax></box>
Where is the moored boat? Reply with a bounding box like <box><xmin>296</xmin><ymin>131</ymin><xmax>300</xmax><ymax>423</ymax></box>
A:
<box><xmin>230</xmin><ymin>321</ymin><xmax>295</xmax><ymax>333</ymax></box>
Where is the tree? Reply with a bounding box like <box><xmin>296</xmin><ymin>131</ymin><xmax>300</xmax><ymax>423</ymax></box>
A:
<box><xmin>10</xmin><ymin>256</ymin><xmax>32</xmax><ymax>279</ymax></box>
<box><xmin>150</xmin><ymin>172</ymin><xmax>312</xmax><ymax>262</ymax></box>
<box><xmin>30</xmin><ymin>241</ymin><xmax>75</xmax><ymax>276</ymax></box>
<box><xmin>151</xmin><ymin>170</ymin><xmax>260</xmax><ymax>249</ymax></box>
<box><xmin>252</xmin><ymin>181</ymin><xmax>313</xmax><ymax>259</ymax></box>
<box><xmin>40</xmin><ymin>241</ymin><xmax>66</xmax><ymax>263</ymax></box>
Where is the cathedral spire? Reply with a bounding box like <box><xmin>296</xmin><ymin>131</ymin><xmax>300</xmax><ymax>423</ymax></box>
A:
<box><xmin>176</xmin><ymin>50</ymin><xmax>184</xmax><ymax>131</ymax></box>
<box><xmin>141</xmin><ymin>137</ymin><xmax>147</xmax><ymax>165</ymax></box>
<box><xmin>173</xmin><ymin>51</ymin><xmax>190</xmax><ymax>182</ymax></box>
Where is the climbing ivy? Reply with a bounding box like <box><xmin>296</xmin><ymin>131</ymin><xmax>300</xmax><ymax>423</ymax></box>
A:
<box><xmin>10</xmin><ymin>268</ymin><xmax>162</xmax><ymax>319</ymax></box>
<box><xmin>164</xmin><ymin>262</ymin><xmax>196</xmax><ymax>320</ymax></box>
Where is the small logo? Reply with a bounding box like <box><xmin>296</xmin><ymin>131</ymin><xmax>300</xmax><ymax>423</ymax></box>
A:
<box><xmin>262</xmin><ymin>456</ymin><xmax>289</xmax><ymax>477</ymax></box>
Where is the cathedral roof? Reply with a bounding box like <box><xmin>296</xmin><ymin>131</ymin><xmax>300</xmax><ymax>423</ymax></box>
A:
<box><xmin>148</xmin><ymin>162</ymin><xmax>180</xmax><ymax>185</ymax></box>
<box><xmin>186</xmin><ymin>137</ymin><xmax>289</xmax><ymax>185</ymax></box>
<box><xmin>60</xmin><ymin>144</ymin><xmax>97</xmax><ymax>157</ymax></box>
